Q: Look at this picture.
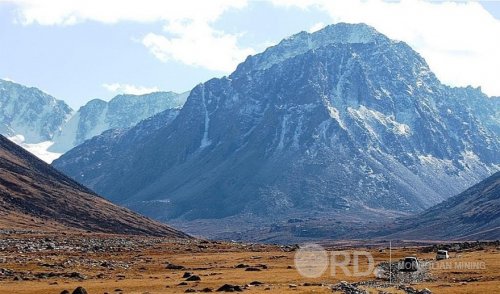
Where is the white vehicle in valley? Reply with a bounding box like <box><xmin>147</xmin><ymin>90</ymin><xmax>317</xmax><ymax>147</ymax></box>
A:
<box><xmin>399</xmin><ymin>256</ymin><xmax>420</xmax><ymax>272</ymax></box>
<box><xmin>436</xmin><ymin>250</ymin><xmax>449</xmax><ymax>260</ymax></box>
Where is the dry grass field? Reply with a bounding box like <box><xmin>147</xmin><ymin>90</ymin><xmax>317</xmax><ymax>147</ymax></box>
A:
<box><xmin>0</xmin><ymin>233</ymin><xmax>498</xmax><ymax>293</ymax></box>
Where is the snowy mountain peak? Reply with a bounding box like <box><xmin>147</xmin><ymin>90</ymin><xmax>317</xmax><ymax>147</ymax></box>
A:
<box><xmin>301</xmin><ymin>22</ymin><xmax>384</xmax><ymax>44</ymax></box>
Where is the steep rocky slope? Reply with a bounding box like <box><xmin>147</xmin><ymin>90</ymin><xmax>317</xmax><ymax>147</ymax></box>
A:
<box><xmin>381</xmin><ymin>171</ymin><xmax>499</xmax><ymax>240</ymax></box>
<box><xmin>0</xmin><ymin>134</ymin><xmax>189</xmax><ymax>237</ymax></box>
<box><xmin>54</xmin><ymin>108</ymin><xmax>181</xmax><ymax>186</ymax></box>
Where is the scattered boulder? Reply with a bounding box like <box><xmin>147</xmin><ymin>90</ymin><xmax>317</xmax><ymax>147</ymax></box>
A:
<box><xmin>332</xmin><ymin>281</ymin><xmax>368</xmax><ymax>294</ymax></box>
<box><xmin>72</xmin><ymin>287</ymin><xmax>88</xmax><ymax>294</ymax></box>
<box><xmin>166</xmin><ymin>262</ymin><xmax>185</xmax><ymax>270</ymax></box>
<box><xmin>96</xmin><ymin>273</ymin><xmax>105</xmax><ymax>279</ymax></box>
<box><xmin>67</xmin><ymin>272</ymin><xmax>87</xmax><ymax>280</ymax></box>
<box><xmin>245</xmin><ymin>267</ymin><xmax>261</xmax><ymax>271</ymax></box>
<box><xmin>186</xmin><ymin>275</ymin><xmax>201</xmax><ymax>281</ymax></box>
<box><xmin>396</xmin><ymin>285</ymin><xmax>433</xmax><ymax>294</ymax></box>
<box><xmin>303</xmin><ymin>282</ymin><xmax>322</xmax><ymax>286</ymax></box>
<box><xmin>216</xmin><ymin>284</ymin><xmax>243</xmax><ymax>292</ymax></box>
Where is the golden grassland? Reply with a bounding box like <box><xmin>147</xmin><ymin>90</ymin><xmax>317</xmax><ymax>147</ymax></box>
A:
<box><xmin>0</xmin><ymin>235</ymin><xmax>498</xmax><ymax>294</ymax></box>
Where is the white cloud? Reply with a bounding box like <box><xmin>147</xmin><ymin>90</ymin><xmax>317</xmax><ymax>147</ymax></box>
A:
<box><xmin>102</xmin><ymin>83</ymin><xmax>159</xmax><ymax>95</ymax></box>
<box><xmin>271</xmin><ymin>0</ymin><xmax>500</xmax><ymax>97</ymax></box>
<box><xmin>2</xmin><ymin>0</ymin><xmax>252</xmax><ymax>72</ymax></box>
<box><xmin>1</xmin><ymin>0</ymin><xmax>247</xmax><ymax>25</ymax></box>
<box><xmin>143</xmin><ymin>20</ymin><xmax>255</xmax><ymax>72</ymax></box>
<box><xmin>3</xmin><ymin>0</ymin><xmax>500</xmax><ymax>95</ymax></box>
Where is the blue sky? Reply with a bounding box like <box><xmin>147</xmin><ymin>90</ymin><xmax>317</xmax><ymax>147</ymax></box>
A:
<box><xmin>0</xmin><ymin>0</ymin><xmax>499</xmax><ymax>109</ymax></box>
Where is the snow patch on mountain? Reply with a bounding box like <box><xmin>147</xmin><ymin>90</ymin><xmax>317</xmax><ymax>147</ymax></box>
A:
<box><xmin>7</xmin><ymin>134</ymin><xmax>62</xmax><ymax>163</ymax></box>
<box><xmin>348</xmin><ymin>106</ymin><xmax>412</xmax><ymax>137</ymax></box>
<box><xmin>199</xmin><ymin>85</ymin><xmax>212</xmax><ymax>149</ymax></box>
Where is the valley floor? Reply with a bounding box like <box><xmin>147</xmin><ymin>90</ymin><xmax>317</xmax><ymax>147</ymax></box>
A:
<box><xmin>0</xmin><ymin>232</ymin><xmax>498</xmax><ymax>293</ymax></box>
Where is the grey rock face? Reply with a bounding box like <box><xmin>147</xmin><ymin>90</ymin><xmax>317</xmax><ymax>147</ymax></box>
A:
<box><xmin>50</xmin><ymin>91</ymin><xmax>188</xmax><ymax>153</ymax></box>
<box><xmin>53</xmin><ymin>23</ymin><xmax>500</xmax><ymax>234</ymax></box>
<box><xmin>54</xmin><ymin>108</ymin><xmax>180</xmax><ymax>188</ymax></box>
<box><xmin>0</xmin><ymin>79</ymin><xmax>72</xmax><ymax>143</ymax></box>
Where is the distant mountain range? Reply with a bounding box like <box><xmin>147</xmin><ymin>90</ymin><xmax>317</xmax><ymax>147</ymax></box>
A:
<box><xmin>0</xmin><ymin>134</ymin><xmax>189</xmax><ymax>237</ymax></box>
<box><xmin>49</xmin><ymin>91</ymin><xmax>188</xmax><ymax>153</ymax></box>
<box><xmin>53</xmin><ymin>23</ymin><xmax>500</xmax><ymax>241</ymax></box>
<box><xmin>0</xmin><ymin>78</ymin><xmax>188</xmax><ymax>162</ymax></box>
